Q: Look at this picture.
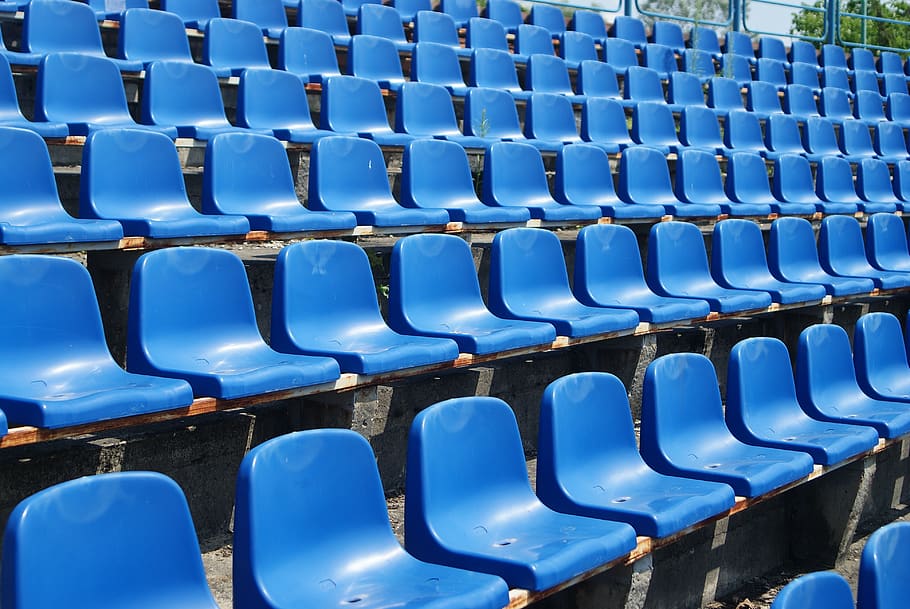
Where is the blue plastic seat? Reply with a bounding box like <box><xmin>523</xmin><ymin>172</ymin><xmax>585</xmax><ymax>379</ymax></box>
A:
<box><xmin>1</xmin><ymin>472</ymin><xmax>220</xmax><ymax>609</ymax></box>
<box><xmin>514</xmin><ymin>23</ymin><xmax>554</xmax><ymax>61</ymax></box>
<box><xmin>675</xmin><ymin>148</ymin><xmax>770</xmax><ymax>216</ymax></box>
<box><xmin>854</xmin><ymin>89</ymin><xmax>888</xmax><ymax>126</ymax></box>
<box><xmin>297</xmin><ymin>0</ymin><xmax>351</xmax><ymax>46</ymax></box>
<box><xmin>528</xmin><ymin>3</ymin><xmax>565</xmax><ymax>36</ymax></box>
<box><xmin>797</xmin><ymin>323</ymin><xmax>910</xmax><ymax>438</ymax></box>
<box><xmin>483</xmin><ymin>141</ymin><xmax>602</xmax><ymax>222</ymax></box>
<box><xmin>818</xmin><ymin>215</ymin><xmax>910</xmax><ymax>289</ymax></box>
<box><xmin>725</xmin><ymin>151</ymin><xmax>817</xmax><ymax>216</ymax></box>
<box><xmin>651</xmin><ymin>21</ymin><xmax>686</xmax><ymax>54</ymax></box>
<box><xmin>394</xmin><ymin>0</ymin><xmax>430</xmax><ymax>22</ymax></box>
<box><xmin>789</xmin><ymin>40</ymin><xmax>821</xmax><ymax>71</ymax></box>
<box><xmin>642</xmin><ymin>43</ymin><xmax>678</xmax><ymax>80</ymax></box>
<box><xmin>718</xmin><ymin>52</ymin><xmax>751</xmax><ymax>87</ymax></box>
<box><xmin>854</xmin><ymin>69</ymin><xmax>884</xmax><ymax>97</ymax></box>
<box><xmin>341</xmin><ymin>0</ymin><xmax>382</xmax><ymax>18</ymax></box>
<box><xmin>320</xmin><ymin>75</ymin><xmax>416</xmax><ymax>146</ymax></box>
<box><xmin>411</xmin><ymin>41</ymin><xmax>469</xmax><ymax>96</ymax></box>
<box><xmin>609</xmin><ymin>15</ymin><xmax>647</xmax><ymax>48</ymax></box>
<box><xmin>36</xmin><ymin>53</ymin><xmax>177</xmax><ymax>138</ymax></box>
<box><xmin>726</xmin><ymin>30</ymin><xmax>757</xmax><ymax>63</ymax></box>
<box><xmin>765</xmin><ymin>113</ymin><xmax>819</xmax><ymax>160</ymax></box>
<box><xmin>820</xmin><ymin>43</ymin><xmax>849</xmax><ymax>72</ymax></box>
<box><xmin>817</xmin><ymin>156</ymin><xmax>896</xmax><ymax>214</ymax></box>
<box><xmin>669</xmin><ymin>71</ymin><xmax>708</xmax><ymax>108</ymax></box>
<box><xmin>161</xmin><ymin>0</ymin><xmax>219</xmax><ymax>29</ymax></box>
<box><xmin>309</xmin><ymin>136</ymin><xmax>448</xmax><ymax>227</ymax></box>
<box><xmin>396</xmin><ymin>82</ymin><xmax>489</xmax><ymax>148</ymax></box>
<box><xmin>768</xmin><ymin>217</ymin><xmax>874</xmax><ymax>296</ymax></box>
<box><xmin>23</xmin><ymin>0</ymin><xmax>142</xmax><ymax>72</ymax></box>
<box><xmin>854</xmin><ymin>312</ymin><xmax>910</xmax><ymax>401</ymax></box>
<box><xmin>577</xmin><ymin>60</ymin><xmax>628</xmax><ymax>103</ymax></box>
<box><xmin>759</xmin><ymin>36</ymin><xmax>789</xmax><ymax>67</ymax></box>
<box><xmin>678</xmin><ymin>105</ymin><xmax>728</xmax><ymax>156</ymax></box>
<box><xmin>81</xmin><ymin>128</ymin><xmax>250</xmax><ymax>238</ymax></box>
<box><xmin>489</xmin><ymin>228</ymin><xmax>640</xmax><ymax>337</ymax></box>
<box><xmin>784</xmin><ymin>83</ymin><xmax>821</xmax><ymax>122</ymax></box>
<box><xmin>236</xmin><ymin>68</ymin><xmax>334</xmax><ymax>144</ymax></box>
<box><xmin>0</xmin><ymin>26</ymin><xmax>43</xmax><ymax>67</ymax></box>
<box><xmin>821</xmin><ymin>65</ymin><xmax>852</xmax><ymax>93</ymax></box>
<box><xmin>571</xmin><ymin>10</ymin><xmax>608</xmax><ymax>45</ymax></box>
<box><xmin>865</xmin><ymin>212</ymin><xmax>910</xmax><ymax>271</ymax></box>
<box><xmin>466</xmin><ymin>15</ymin><xmax>511</xmax><ymax>53</ymax></box>
<box><xmin>647</xmin><ymin>221</ymin><xmax>773</xmax><ymax>313</ymax></box>
<box><xmin>858</xmin><ymin>522</ymin><xmax>910</xmax><ymax>609</ymax></box>
<box><xmin>234</xmin><ymin>429</ymin><xmax>509</xmax><ymax>609</ymax></box>
<box><xmin>202</xmin><ymin>132</ymin><xmax>356</xmax><ymax>232</ymax></box>
<box><xmin>416</xmin><ymin>10</ymin><xmax>471</xmax><ymax>57</ymax></box>
<box><xmin>850</xmin><ymin>47</ymin><xmax>877</xmax><ymax>72</ymax></box>
<box><xmin>118</xmin><ymin>8</ymin><xmax>194</xmax><ymax>68</ymax></box>
<box><xmin>881</xmin><ymin>73</ymin><xmax>907</xmax><ymax>97</ymax></box>
<box><xmin>854</xmin><ymin>157</ymin><xmax>904</xmax><ymax>211</ymax></box>
<box><xmin>895</xmin><ymin>160</ymin><xmax>910</xmax><ymax>205</ymax></box>
<box><xmin>464</xmin><ymin>87</ymin><xmax>560</xmax><ymax>151</ymax></box>
<box><xmin>0</xmin><ymin>55</ymin><xmax>65</xmax><ymax>137</ymax></box>
<box><xmin>389</xmin><ymin>234</ymin><xmax>557</xmax><ymax>354</ymax></box>
<box><xmin>688</xmin><ymin>47</ymin><xmax>720</xmax><ymax>81</ymax></box>
<box><xmin>555</xmin><ymin>143</ymin><xmax>665</xmax><ymax>219</ymax></box>
<box><xmin>0</xmin><ymin>256</ymin><xmax>192</xmax><ymax>428</ymax></box>
<box><xmin>581</xmin><ymin>95</ymin><xmax>636</xmax><ymax>150</ymax></box>
<box><xmin>641</xmin><ymin>352</ymin><xmax>814</xmax><ymax>497</ymax></box>
<box><xmin>838</xmin><ymin>119</ymin><xmax>878</xmax><ymax>160</ymax></box>
<box><xmin>406</xmin><ymin>395</ymin><xmax>637</xmax><ymax>590</ymax></box>
<box><xmin>558</xmin><ymin>31</ymin><xmax>597</xmax><ymax>70</ymax></box>
<box><xmin>401</xmin><ymin>139</ymin><xmax>530</xmax><ymax>223</ymax></box>
<box><xmin>804</xmin><ymin>116</ymin><xmax>851</xmax><ymax>160</ymax></box>
<box><xmin>707</xmin><ymin>76</ymin><xmax>746</xmax><ymax>116</ymax></box>
<box><xmin>347</xmin><ymin>34</ymin><xmax>406</xmax><ymax>92</ymax></box>
<box><xmin>538</xmin><ymin>372</ymin><xmax>735</xmax><ymax>538</ymax></box>
<box><xmin>724</xmin><ymin>110</ymin><xmax>774</xmax><ymax>157</ymax></box>
<box><xmin>524</xmin><ymin>92</ymin><xmax>589</xmax><ymax>146</ymax></box>
<box><xmin>746</xmin><ymin>80</ymin><xmax>785</xmax><ymax>121</ymax></box>
<box><xmin>689</xmin><ymin>25</ymin><xmax>722</xmax><ymax>60</ymax></box>
<box><xmin>712</xmin><ymin>219</ymin><xmax>826</xmax><ymax>304</ymax></box>
<box><xmin>728</xmin><ymin>337</ymin><xmax>878</xmax><ymax>466</ymax></box>
<box><xmin>0</xmin><ymin>127</ymin><xmax>121</xmax><ymax>245</ymax></box>
<box><xmin>603</xmin><ymin>37</ymin><xmax>639</xmax><ymax>73</ymax></box>
<box><xmin>573</xmin><ymin>224</ymin><xmax>709</xmax><ymax>323</ymax></box>
<box><xmin>772</xmin><ymin>154</ymin><xmax>858</xmax><ymax>215</ymax></box>
<box><xmin>129</xmin><ymin>247</ymin><xmax>340</xmax><ymax>398</ymax></box>
<box><xmin>358</xmin><ymin>4</ymin><xmax>413</xmax><ymax>52</ymax></box>
<box><xmin>791</xmin><ymin>62</ymin><xmax>822</xmax><ymax>92</ymax></box>
<box><xmin>469</xmin><ymin>48</ymin><xmax>529</xmax><ymax>100</ymax></box>
<box><xmin>483</xmin><ymin>0</ymin><xmax>523</xmax><ymax>34</ymax></box>
<box><xmin>233</xmin><ymin>0</ymin><xmax>286</xmax><ymax>38</ymax></box>
<box><xmin>84</xmin><ymin>0</ymin><xmax>148</xmax><ymax>20</ymax></box>
<box><xmin>772</xmin><ymin>572</ymin><xmax>855</xmax><ymax>609</ymax></box>
<box><xmin>271</xmin><ymin>241</ymin><xmax>460</xmax><ymax>374</ymax></box>
<box><xmin>278</xmin><ymin>27</ymin><xmax>341</xmax><ymax>83</ymax></box>
<box><xmin>526</xmin><ymin>54</ymin><xmax>584</xmax><ymax>102</ymax></box>
<box><xmin>203</xmin><ymin>18</ymin><xmax>271</xmax><ymax>77</ymax></box>
<box><xmin>143</xmin><ymin>61</ymin><xmax>254</xmax><ymax>140</ymax></box>
<box><xmin>877</xmin><ymin>50</ymin><xmax>905</xmax><ymax>77</ymax></box>
<box><xmin>624</xmin><ymin>66</ymin><xmax>673</xmax><ymax>109</ymax></box>
<box><xmin>873</xmin><ymin>121</ymin><xmax>910</xmax><ymax>162</ymax></box>
<box><xmin>630</xmin><ymin>101</ymin><xmax>683</xmax><ymax>154</ymax></box>
<box><xmin>439</xmin><ymin>0</ymin><xmax>478</xmax><ymax>28</ymax></box>
<box><xmin>819</xmin><ymin>87</ymin><xmax>854</xmax><ymax>124</ymax></box>
<box><xmin>618</xmin><ymin>146</ymin><xmax>722</xmax><ymax>218</ymax></box>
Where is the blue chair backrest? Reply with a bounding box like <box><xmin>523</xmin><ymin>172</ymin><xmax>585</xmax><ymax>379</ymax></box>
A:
<box><xmin>756</xmin><ymin>57</ymin><xmax>787</xmax><ymax>88</ymax></box>
<box><xmin>161</xmin><ymin>0</ymin><xmax>219</xmax><ymax>27</ymax></box>
<box><xmin>527</xmin><ymin>53</ymin><xmax>574</xmax><ymax>95</ymax></box>
<box><xmin>203</xmin><ymin>18</ymin><xmax>271</xmax><ymax>75</ymax></box>
<box><xmin>643</xmin><ymin>43</ymin><xmax>679</xmax><ymax>76</ymax></box>
<box><xmin>724</xmin><ymin>110</ymin><xmax>768</xmax><ymax>153</ymax></box>
<box><xmin>610</xmin><ymin>15</ymin><xmax>647</xmax><ymax>47</ymax></box>
<box><xmin>896</xmin><ymin>160</ymin><xmax>910</xmax><ymax>200</ymax></box>
<box><xmin>278</xmin><ymin>27</ymin><xmax>341</xmax><ymax>81</ymax></box>
<box><xmin>411</xmin><ymin>41</ymin><xmax>467</xmax><ymax>91</ymax></box>
<box><xmin>439</xmin><ymin>0</ymin><xmax>478</xmax><ymax>27</ymax></box>
<box><xmin>395</xmin><ymin>81</ymin><xmax>462</xmax><ymax>138</ymax></box>
<box><xmin>35</xmin><ymin>53</ymin><xmax>133</xmax><ymax>127</ymax></box>
<box><xmin>652</xmin><ymin>21</ymin><xmax>685</xmax><ymax>51</ymax></box>
<box><xmin>689</xmin><ymin>25</ymin><xmax>721</xmax><ymax>54</ymax></box>
<box><xmin>482</xmin><ymin>141</ymin><xmax>557</xmax><ymax>206</ymax></box>
<box><xmin>747</xmin><ymin>80</ymin><xmax>784</xmax><ymax>114</ymax></box>
<box><xmin>685</xmin><ymin>48</ymin><xmax>718</xmax><ymax>80</ymax></box>
<box><xmin>529</xmin><ymin>3</ymin><xmax>565</xmax><ymax>35</ymax></box>
<box><xmin>866</xmin><ymin>213</ymin><xmax>910</xmax><ymax>267</ymax></box>
<box><xmin>675</xmin><ymin>147</ymin><xmax>728</xmax><ymax>204</ymax></box>
<box><xmin>850</xmin><ymin>47</ymin><xmax>876</xmax><ymax>71</ymax></box>
<box><xmin>820</xmin><ymin>87</ymin><xmax>853</xmax><ymax>121</ymax></box>
<box><xmin>679</xmin><ymin>105</ymin><xmax>723</xmax><ymax>149</ymax></box>
<box><xmin>669</xmin><ymin>71</ymin><xmax>707</xmax><ymax>106</ymax></box>
<box><xmin>816</xmin><ymin>156</ymin><xmax>861</xmax><ymax>203</ymax></box>
<box><xmin>789</xmin><ymin>39</ymin><xmax>819</xmax><ymax>66</ymax></box>
<box><xmin>1</xmin><ymin>472</ymin><xmax>218</xmax><ymax>609</ymax></box>
<box><xmin>856</xmin><ymin>157</ymin><xmax>901</xmax><ymax>203</ymax></box>
<box><xmin>0</xmin><ymin>127</ymin><xmax>78</xmax><ymax>222</ymax></box>
<box><xmin>881</xmin><ymin>73</ymin><xmax>906</xmax><ymax>97</ymax></box>
<box><xmin>854</xmin><ymin>69</ymin><xmax>883</xmax><ymax>95</ymax></box>
<box><xmin>464</xmin><ymin>87</ymin><xmax>524</xmax><ymax>139</ymax></box>
<box><xmin>142</xmin><ymin>60</ymin><xmax>230</xmax><ymax>131</ymax></box>
<box><xmin>401</xmin><ymin>138</ymin><xmax>485</xmax><ymax>209</ymax></box>
<box><xmin>515</xmin><ymin>23</ymin><xmax>554</xmax><ymax>56</ymax></box>
<box><xmin>469</xmin><ymin>47</ymin><xmax>521</xmax><ymax>91</ymax></box>
<box><xmin>718</xmin><ymin>52</ymin><xmax>750</xmax><ymax>85</ymax></box>
<box><xmin>233</xmin><ymin>0</ymin><xmax>287</xmax><ymax>35</ymax></box>
<box><xmin>525</xmin><ymin>92</ymin><xmax>579</xmax><ymax>141</ymax></box>
<box><xmin>24</xmin><ymin>0</ymin><xmax>108</xmax><ymax>55</ymax></box>
<box><xmin>466</xmin><ymin>15</ymin><xmax>509</xmax><ymax>51</ymax></box>
<box><xmin>758</xmin><ymin>36</ymin><xmax>787</xmax><ymax>63</ymax></box>
<box><xmin>878</xmin><ymin>50</ymin><xmax>904</xmax><ymax>74</ymax></box>
<box><xmin>822</xmin><ymin>65</ymin><xmax>851</xmax><ymax>90</ymax></box>
<box><xmin>707</xmin><ymin>76</ymin><xmax>745</xmax><ymax>113</ymax></box>
<box><xmin>726</xmin><ymin>30</ymin><xmax>756</xmax><ymax>59</ymax></box>
<box><xmin>574</xmin><ymin>223</ymin><xmax>657</xmax><ymax>302</ymax></box>
<box><xmin>347</xmin><ymin>34</ymin><xmax>405</xmax><ymax>88</ymax></box>
<box><xmin>765</xmin><ymin>113</ymin><xmax>807</xmax><ymax>154</ymax></box>
<box><xmin>358</xmin><ymin>3</ymin><xmax>409</xmax><ymax>45</ymax></box>
<box><xmin>577</xmin><ymin>60</ymin><xmax>621</xmax><ymax>98</ymax></box>
<box><xmin>873</xmin><ymin>120</ymin><xmax>908</xmax><ymax>157</ymax></box>
<box><xmin>804</xmin><ymin>116</ymin><xmax>841</xmax><ymax>156</ymax></box>
<box><xmin>119</xmin><ymin>8</ymin><xmax>193</xmax><ymax>65</ymax></box>
<box><xmin>796</xmin><ymin>323</ymin><xmax>869</xmax><ymax>411</ymax></box>
<box><xmin>559</xmin><ymin>31</ymin><xmax>598</xmax><ymax>66</ymax></box>
<box><xmin>725</xmin><ymin>151</ymin><xmax>776</xmax><ymax>203</ymax></box>
<box><xmin>772</xmin><ymin>154</ymin><xmax>818</xmax><ymax>203</ymax></box>
<box><xmin>555</xmin><ymin>142</ymin><xmax>620</xmax><ymax>203</ymax></box>
<box><xmin>790</xmin><ymin>62</ymin><xmax>821</xmax><ymax>89</ymax></box>
<box><xmin>631</xmin><ymin>101</ymin><xmax>679</xmax><ymax>147</ymax></box>
<box><xmin>618</xmin><ymin>145</ymin><xmax>677</xmax><ymax>204</ymax></box>
<box><xmin>236</xmin><ymin>67</ymin><xmax>317</xmax><ymax>131</ymax></box>
<box><xmin>820</xmin><ymin>43</ymin><xmax>848</xmax><ymax>69</ymax></box>
<box><xmin>647</xmin><ymin>220</ymin><xmax>715</xmax><ymax>289</ymax></box>
<box><xmin>414</xmin><ymin>10</ymin><xmax>461</xmax><ymax>47</ymax></box>
<box><xmin>571</xmin><ymin>10</ymin><xmax>608</xmax><ymax>41</ymax></box>
<box><xmin>624</xmin><ymin>66</ymin><xmax>667</xmax><ymax>103</ymax></box>
<box><xmin>484</xmin><ymin>0</ymin><xmax>523</xmax><ymax>33</ymax></box>
<box><xmin>580</xmin><ymin>97</ymin><xmax>633</xmax><ymax>147</ymax></box>
<box><xmin>297</xmin><ymin>0</ymin><xmax>350</xmax><ymax>39</ymax></box>
<box><xmin>320</xmin><ymin>75</ymin><xmax>395</xmax><ymax>134</ymax></box>
<box><xmin>308</xmin><ymin>136</ymin><xmax>399</xmax><ymax>212</ymax></box>
<box><xmin>785</xmin><ymin>83</ymin><xmax>820</xmax><ymax>118</ymax></box>
<box><xmin>772</xmin><ymin>572</ymin><xmax>855</xmax><ymax>609</ymax></box>
<box><xmin>855</xmin><ymin>89</ymin><xmax>886</xmax><ymax>122</ymax></box>
<box><xmin>394</xmin><ymin>0</ymin><xmax>431</xmax><ymax>22</ymax></box>
<box><xmin>859</xmin><ymin>521</ymin><xmax>910</xmax><ymax>609</ymax></box>
<box><xmin>604</xmin><ymin>37</ymin><xmax>639</xmax><ymax>71</ymax></box>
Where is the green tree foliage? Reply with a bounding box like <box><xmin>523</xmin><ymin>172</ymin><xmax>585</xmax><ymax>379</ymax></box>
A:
<box><xmin>790</xmin><ymin>0</ymin><xmax>910</xmax><ymax>51</ymax></box>
<box><xmin>638</xmin><ymin>0</ymin><xmax>730</xmax><ymax>27</ymax></box>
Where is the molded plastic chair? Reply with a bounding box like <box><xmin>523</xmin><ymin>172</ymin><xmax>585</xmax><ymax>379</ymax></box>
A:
<box><xmin>358</xmin><ymin>4</ymin><xmax>413</xmax><ymax>52</ymax></box>
<box><xmin>630</xmin><ymin>101</ymin><xmax>682</xmax><ymax>154</ymax></box>
<box><xmin>854</xmin><ymin>90</ymin><xmax>888</xmax><ymax>126</ymax></box>
<box><xmin>804</xmin><ymin>116</ymin><xmax>850</xmax><ymax>160</ymax></box>
<box><xmin>603</xmin><ymin>38</ymin><xmax>639</xmax><ymax>72</ymax></box>
<box><xmin>538</xmin><ymin>372</ymin><xmax>736</xmax><ymax>538</ymax></box>
<box><xmin>395</xmin><ymin>82</ymin><xmax>489</xmax><ymax>148</ymax></box>
<box><xmin>526</xmin><ymin>54</ymin><xmax>583</xmax><ymax>102</ymax></box>
<box><xmin>727</xmin><ymin>337</ymin><xmax>878</xmax><ymax>466</ymax></box>
<box><xmin>236</xmin><ymin>68</ymin><xmax>335</xmax><ymax>143</ymax></box>
<box><xmin>873</xmin><ymin>121</ymin><xmax>910</xmax><ymax>162</ymax></box>
<box><xmin>558</xmin><ymin>31</ymin><xmax>597</xmax><ymax>70</ymax></box>
<box><xmin>858</xmin><ymin>522</ymin><xmax>910</xmax><ymax>609</ymax></box>
<box><xmin>524</xmin><ymin>92</ymin><xmax>588</xmax><ymax>146</ymax></box>
<box><xmin>389</xmin><ymin>234</ymin><xmax>558</xmax><ymax>354</ymax></box>
<box><xmin>321</xmin><ymin>75</ymin><xmax>416</xmax><ymax>146</ymax></box>
<box><xmin>725</xmin><ymin>151</ymin><xmax>817</xmax><ymax>216</ymax></box>
<box><xmin>771</xmin><ymin>572</ymin><xmax>855</xmax><ymax>609</ymax></box>
<box><xmin>572</xmin><ymin>10</ymin><xmax>608</xmax><ymax>45</ymax></box>
<box><xmin>0</xmin><ymin>55</ymin><xmax>64</xmax><ymax>137</ymax></box>
<box><xmin>203</xmin><ymin>18</ymin><xmax>271</xmax><ymax>77</ymax></box>
<box><xmin>881</xmin><ymin>73</ymin><xmax>907</xmax><ymax>97</ymax></box>
<box><xmin>759</xmin><ymin>37</ymin><xmax>789</xmax><ymax>67</ymax></box>
<box><xmin>278</xmin><ymin>27</ymin><xmax>341</xmax><ymax>83</ymax></box>
<box><xmin>820</xmin><ymin>87</ymin><xmax>854</xmax><ymax>124</ymax></box>
<box><xmin>129</xmin><ymin>247</ymin><xmax>340</xmax><ymax>397</ymax></box>
<box><xmin>416</xmin><ymin>10</ymin><xmax>471</xmax><ymax>57</ymax></box>
<box><xmin>855</xmin><ymin>157</ymin><xmax>905</xmax><ymax>212</ymax></box>
<box><xmin>717</xmin><ymin>52</ymin><xmax>751</xmax><ymax>87</ymax></box>
<box><xmin>642</xmin><ymin>43</ymin><xmax>678</xmax><ymax>80</ymax></box>
<box><xmin>818</xmin><ymin>215</ymin><xmax>910</xmax><ymax>290</ymax></box>
<box><xmin>483</xmin><ymin>0</ymin><xmax>523</xmax><ymax>34</ymax></box>
<box><xmin>647</xmin><ymin>221</ymin><xmax>773</xmax><ymax>313</ymax></box>
<box><xmin>822</xmin><ymin>65</ymin><xmax>852</xmax><ymax>92</ymax></box>
<box><xmin>580</xmin><ymin>95</ymin><xmax>636</xmax><ymax>150</ymax></box>
<box><xmin>556</xmin><ymin>143</ymin><xmax>665</xmax><ymax>220</ymax></box>
<box><xmin>394</xmin><ymin>0</ymin><xmax>431</xmax><ymax>22</ymax></box>
<box><xmin>707</xmin><ymin>76</ymin><xmax>746</xmax><ymax>116</ymax></box>
<box><xmin>746</xmin><ymin>80</ymin><xmax>785</xmax><ymax>121</ymax></box>
<box><xmin>309</xmin><ymin>136</ymin><xmax>448</xmax><ymax>227</ymax></box>
<box><xmin>466</xmin><ymin>15</ymin><xmax>511</xmax><ymax>53</ymax></box>
<box><xmin>641</xmin><ymin>352</ymin><xmax>815</xmax><ymax>497</ymax></box>
<box><xmin>624</xmin><ymin>66</ymin><xmax>673</xmax><ymax>108</ymax></box>
<box><xmin>768</xmin><ymin>217</ymin><xmax>875</xmax><ymax>296</ymax></box>
<box><xmin>817</xmin><ymin>156</ymin><xmax>896</xmax><ymax>214</ymax></box>
<box><xmin>679</xmin><ymin>105</ymin><xmax>727</xmax><ymax>155</ymax></box>
<box><xmin>297</xmin><ymin>0</ymin><xmax>351</xmax><ymax>46</ymax></box>
<box><xmin>765</xmin><ymin>113</ymin><xmax>818</xmax><ymax>159</ymax></box>
<box><xmin>341</xmin><ymin>0</ymin><xmax>382</xmax><ymax>18</ymax></box>
<box><xmin>573</xmin><ymin>224</ymin><xmax>710</xmax><ymax>323</ymax></box>
<box><xmin>489</xmin><ymin>228</ymin><xmax>640</xmax><ymax>337</ymax></box>
<box><xmin>651</xmin><ymin>21</ymin><xmax>686</xmax><ymax>54</ymax></box>
<box><xmin>577</xmin><ymin>61</ymin><xmax>627</xmax><ymax>103</ymax></box>
<box><xmin>618</xmin><ymin>146</ymin><xmax>722</xmax><ymax>218</ymax></box>
<box><xmin>81</xmin><ymin>128</ymin><xmax>250</xmax><ymax>238</ymax></box>
<box><xmin>464</xmin><ymin>87</ymin><xmax>560</xmax><ymax>151</ymax></box>
<box><xmin>469</xmin><ymin>48</ymin><xmax>529</xmax><ymax>99</ymax></box>
<box><xmin>865</xmin><ymin>212</ymin><xmax>910</xmax><ymax>272</ymax></box>
<box><xmin>514</xmin><ymin>23</ymin><xmax>555</xmax><ymax>61</ymax></box>
<box><xmin>669</xmin><ymin>71</ymin><xmax>708</xmax><ymax>108</ymax></box>
<box><xmin>838</xmin><ymin>120</ymin><xmax>878</xmax><ymax>160</ymax></box>
<box><xmin>789</xmin><ymin>40</ymin><xmax>820</xmax><ymax>71</ymax></box>
<box><xmin>271</xmin><ymin>242</ymin><xmax>460</xmax><ymax>374</ymax></box>
<box><xmin>406</xmin><ymin>395</ymin><xmax>638</xmax><ymax>590</ymax></box>
<box><xmin>439</xmin><ymin>0</ymin><xmax>478</xmax><ymax>28</ymax></box>
<box><xmin>797</xmin><ymin>323</ymin><xmax>910</xmax><ymax>438</ymax></box>
<box><xmin>675</xmin><ymin>148</ymin><xmax>769</xmax><ymax>216</ymax></box>
<box><xmin>233</xmin><ymin>0</ymin><xmax>286</xmax><ymax>38</ymax></box>
<box><xmin>689</xmin><ymin>25</ymin><xmax>722</xmax><ymax>59</ymax></box>
<box><xmin>36</xmin><ymin>53</ymin><xmax>177</xmax><ymax>138</ymax></box>
<box><xmin>1</xmin><ymin>472</ymin><xmax>220</xmax><ymax>609</ymax></box>
<box><xmin>609</xmin><ymin>15</ymin><xmax>647</xmax><ymax>48</ymax></box>
<box><xmin>895</xmin><ymin>160</ymin><xmax>910</xmax><ymax>205</ymax></box>
<box><xmin>529</xmin><ymin>3</ymin><xmax>566</xmax><ymax>36</ymax></box>
<box><xmin>411</xmin><ymin>41</ymin><xmax>469</xmax><ymax>96</ymax></box>
<box><xmin>791</xmin><ymin>62</ymin><xmax>822</xmax><ymax>92</ymax></box>
<box><xmin>877</xmin><ymin>50</ymin><xmax>905</xmax><ymax>76</ymax></box>
<box><xmin>118</xmin><ymin>8</ymin><xmax>194</xmax><ymax>68</ymax></box>
<box><xmin>161</xmin><ymin>0</ymin><xmax>219</xmax><ymax>29</ymax></box>
<box><xmin>401</xmin><ymin>139</ymin><xmax>530</xmax><ymax>224</ymax></box>
<box><xmin>726</xmin><ymin>30</ymin><xmax>757</xmax><ymax>63</ymax></box>
<box><xmin>820</xmin><ymin>43</ymin><xmax>850</xmax><ymax>72</ymax></box>
<box><xmin>854</xmin><ymin>312</ymin><xmax>910</xmax><ymax>401</ymax></box>
<box><xmin>23</xmin><ymin>0</ymin><xmax>143</xmax><ymax>72</ymax></box>
<box><xmin>850</xmin><ymin>48</ymin><xmax>877</xmax><ymax>73</ymax></box>
<box><xmin>85</xmin><ymin>0</ymin><xmax>148</xmax><ymax>20</ymax></box>
<box><xmin>347</xmin><ymin>34</ymin><xmax>406</xmax><ymax>92</ymax></box>
<box><xmin>772</xmin><ymin>154</ymin><xmax>858</xmax><ymax>215</ymax></box>
<box><xmin>724</xmin><ymin>110</ymin><xmax>774</xmax><ymax>157</ymax></box>
<box><xmin>854</xmin><ymin>69</ymin><xmax>884</xmax><ymax>97</ymax></box>
<box><xmin>784</xmin><ymin>83</ymin><xmax>821</xmax><ymax>122</ymax></box>
<box><xmin>234</xmin><ymin>429</ymin><xmax>510</xmax><ymax>609</ymax></box>
<box><xmin>483</xmin><ymin>141</ymin><xmax>602</xmax><ymax>222</ymax></box>
<box><xmin>0</xmin><ymin>256</ymin><xmax>192</xmax><ymax>428</ymax></box>
<box><xmin>0</xmin><ymin>127</ymin><xmax>121</xmax><ymax>245</ymax></box>
<box><xmin>713</xmin><ymin>219</ymin><xmax>826</xmax><ymax>304</ymax></box>
<box><xmin>203</xmin><ymin>132</ymin><xmax>356</xmax><ymax>232</ymax></box>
